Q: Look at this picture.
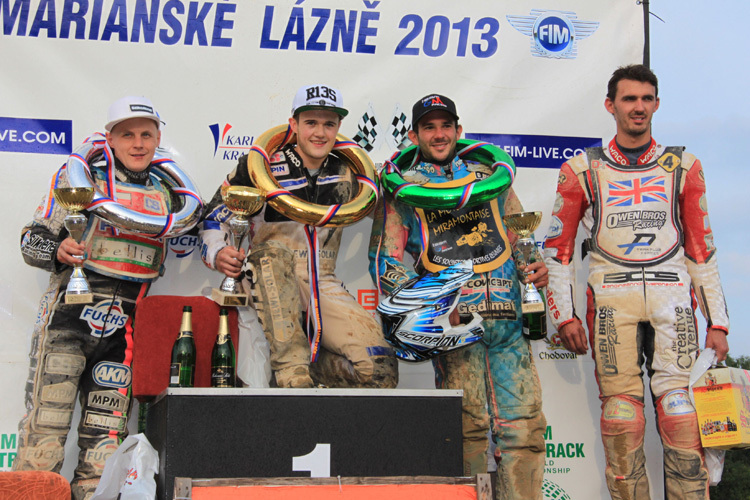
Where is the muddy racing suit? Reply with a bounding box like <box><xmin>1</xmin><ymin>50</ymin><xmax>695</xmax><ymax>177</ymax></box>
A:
<box><xmin>544</xmin><ymin>138</ymin><xmax>729</xmax><ymax>500</ymax></box>
<box><xmin>16</xmin><ymin>154</ymin><xmax>174</xmax><ymax>500</ymax></box>
<box><xmin>369</xmin><ymin>155</ymin><xmax>546</xmax><ymax>498</ymax></box>
<box><xmin>200</xmin><ymin>145</ymin><xmax>397</xmax><ymax>389</ymax></box>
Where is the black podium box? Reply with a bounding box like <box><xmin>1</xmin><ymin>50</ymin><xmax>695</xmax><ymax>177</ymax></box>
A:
<box><xmin>145</xmin><ymin>388</ymin><xmax>463</xmax><ymax>499</ymax></box>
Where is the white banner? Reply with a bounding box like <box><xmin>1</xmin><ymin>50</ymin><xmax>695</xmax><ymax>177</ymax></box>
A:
<box><xmin>0</xmin><ymin>1</ymin><xmax>647</xmax><ymax>498</ymax></box>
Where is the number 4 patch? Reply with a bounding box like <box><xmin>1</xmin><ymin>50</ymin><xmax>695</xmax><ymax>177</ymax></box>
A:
<box><xmin>658</xmin><ymin>153</ymin><xmax>681</xmax><ymax>172</ymax></box>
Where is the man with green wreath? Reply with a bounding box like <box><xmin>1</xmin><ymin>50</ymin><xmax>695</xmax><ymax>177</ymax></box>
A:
<box><xmin>369</xmin><ymin>94</ymin><xmax>548</xmax><ymax>498</ymax></box>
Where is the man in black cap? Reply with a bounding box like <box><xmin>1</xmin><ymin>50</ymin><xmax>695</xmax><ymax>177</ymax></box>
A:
<box><xmin>369</xmin><ymin>94</ymin><xmax>548</xmax><ymax>498</ymax></box>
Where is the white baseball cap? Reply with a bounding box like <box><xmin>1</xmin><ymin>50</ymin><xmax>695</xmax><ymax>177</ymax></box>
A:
<box><xmin>291</xmin><ymin>84</ymin><xmax>348</xmax><ymax>117</ymax></box>
<box><xmin>105</xmin><ymin>96</ymin><xmax>161</xmax><ymax>132</ymax></box>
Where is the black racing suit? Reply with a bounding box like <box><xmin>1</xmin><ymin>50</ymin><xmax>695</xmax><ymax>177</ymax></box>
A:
<box><xmin>15</xmin><ymin>154</ymin><xmax>174</xmax><ymax>500</ymax></box>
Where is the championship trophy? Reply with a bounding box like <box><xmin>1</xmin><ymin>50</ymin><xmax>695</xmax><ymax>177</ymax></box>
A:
<box><xmin>502</xmin><ymin>211</ymin><xmax>547</xmax><ymax>340</ymax></box>
<box><xmin>53</xmin><ymin>187</ymin><xmax>95</xmax><ymax>304</ymax></box>
<box><xmin>211</xmin><ymin>186</ymin><xmax>265</xmax><ymax>307</ymax></box>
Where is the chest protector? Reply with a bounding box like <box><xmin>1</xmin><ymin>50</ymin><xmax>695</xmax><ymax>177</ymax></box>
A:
<box><xmin>586</xmin><ymin>146</ymin><xmax>685</xmax><ymax>266</ymax></box>
<box><xmin>415</xmin><ymin>174</ymin><xmax>511</xmax><ymax>274</ymax></box>
<box><xmin>82</xmin><ymin>179</ymin><xmax>169</xmax><ymax>282</ymax></box>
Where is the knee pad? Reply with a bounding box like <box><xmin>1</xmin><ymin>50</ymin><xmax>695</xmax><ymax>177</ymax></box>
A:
<box><xmin>601</xmin><ymin>395</ymin><xmax>646</xmax><ymax>462</ymax></box>
<box><xmin>656</xmin><ymin>389</ymin><xmax>702</xmax><ymax>450</ymax></box>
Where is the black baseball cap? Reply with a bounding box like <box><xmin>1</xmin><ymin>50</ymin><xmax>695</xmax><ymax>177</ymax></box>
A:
<box><xmin>411</xmin><ymin>94</ymin><xmax>459</xmax><ymax>128</ymax></box>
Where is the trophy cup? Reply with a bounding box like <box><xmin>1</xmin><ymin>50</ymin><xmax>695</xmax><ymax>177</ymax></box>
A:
<box><xmin>211</xmin><ymin>186</ymin><xmax>265</xmax><ymax>307</ymax></box>
<box><xmin>53</xmin><ymin>187</ymin><xmax>95</xmax><ymax>304</ymax></box>
<box><xmin>502</xmin><ymin>211</ymin><xmax>547</xmax><ymax>340</ymax></box>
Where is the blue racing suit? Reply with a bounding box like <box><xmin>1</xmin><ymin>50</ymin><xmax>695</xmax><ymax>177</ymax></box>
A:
<box><xmin>369</xmin><ymin>155</ymin><xmax>546</xmax><ymax>499</ymax></box>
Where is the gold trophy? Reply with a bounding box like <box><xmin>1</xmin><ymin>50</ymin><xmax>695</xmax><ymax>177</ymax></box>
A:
<box><xmin>502</xmin><ymin>211</ymin><xmax>547</xmax><ymax>340</ymax></box>
<box><xmin>53</xmin><ymin>187</ymin><xmax>95</xmax><ymax>304</ymax></box>
<box><xmin>211</xmin><ymin>186</ymin><xmax>265</xmax><ymax>307</ymax></box>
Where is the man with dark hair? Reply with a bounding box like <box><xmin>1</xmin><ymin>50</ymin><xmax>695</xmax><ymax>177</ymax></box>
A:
<box><xmin>370</xmin><ymin>93</ymin><xmax>548</xmax><ymax>499</ymax></box>
<box><xmin>545</xmin><ymin>64</ymin><xmax>729</xmax><ymax>499</ymax></box>
<box><xmin>606</xmin><ymin>63</ymin><xmax>659</xmax><ymax>101</ymax></box>
<box><xmin>200</xmin><ymin>84</ymin><xmax>397</xmax><ymax>389</ymax></box>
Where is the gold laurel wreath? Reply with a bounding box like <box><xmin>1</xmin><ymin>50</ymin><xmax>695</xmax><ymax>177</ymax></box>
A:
<box><xmin>247</xmin><ymin>124</ymin><xmax>378</xmax><ymax>227</ymax></box>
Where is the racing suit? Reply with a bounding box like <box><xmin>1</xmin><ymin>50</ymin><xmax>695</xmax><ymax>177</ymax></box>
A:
<box><xmin>369</xmin><ymin>155</ymin><xmax>546</xmax><ymax>498</ymax></box>
<box><xmin>15</xmin><ymin>153</ymin><xmax>175</xmax><ymax>500</ymax></box>
<box><xmin>200</xmin><ymin>145</ymin><xmax>397</xmax><ymax>389</ymax></box>
<box><xmin>544</xmin><ymin>137</ymin><xmax>729</xmax><ymax>500</ymax></box>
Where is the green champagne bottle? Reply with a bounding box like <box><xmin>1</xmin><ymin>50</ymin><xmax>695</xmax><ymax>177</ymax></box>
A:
<box><xmin>169</xmin><ymin>306</ymin><xmax>196</xmax><ymax>388</ymax></box>
<box><xmin>211</xmin><ymin>308</ymin><xmax>236</xmax><ymax>388</ymax></box>
<box><xmin>523</xmin><ymin>298</ymin><xmax>548</xmax><ymax>341</ymax></box>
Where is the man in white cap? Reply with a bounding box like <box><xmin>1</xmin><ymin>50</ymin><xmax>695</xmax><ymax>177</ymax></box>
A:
<box><xmin>16</xmin><ymin>96</ymin><xmax>178</xmax><ymax>499</ymax></box>
<box><xmin>200</xmin><ymin>84</ymin><xmax>398</xmax><ymax>388</ymax></box>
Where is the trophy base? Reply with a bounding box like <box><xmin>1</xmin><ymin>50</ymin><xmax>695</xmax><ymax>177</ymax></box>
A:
<box><xmin>521</xmin><ymin>301</ymin><xmax>545</xmax><ymax>314</ymax></box>
<box><xmin>65</xmin><ymin>292</ymin><xmax>93</xmax><ymax>305</ymax></box>
<box><xmin>211</xmin><ymin>288</ymin><xmax>249</xmax><ymax>307</ymax></box>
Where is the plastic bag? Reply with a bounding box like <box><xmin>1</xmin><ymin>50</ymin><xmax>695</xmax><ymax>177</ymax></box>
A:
<box><xmin>90</xmin><ymin>433</ymin><xmax>159</xmax><ymax>500</ymax></box>
<box><xmin>237</xmin><ymin>305</ymin><xmax>272</xmax><ymax>387</ymax></box>
<box><xmin>688</xmin><ymin>348</ymin><xmax>726</xmax><ymax>486</ymax></box>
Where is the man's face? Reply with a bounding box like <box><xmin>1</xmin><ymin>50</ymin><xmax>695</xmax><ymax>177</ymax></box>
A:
<box><xmin>605</xmin><ymin>79</ymin><xmax>660</xmax><ymax>145</ymax></box>
<box><xmin>289</xmin><ymin>109</ymin><xmax>341</xmax><ymax>169</ymax></box>
<box><xmin>407</xmin><ymin>110</ymin><xmax>463</xmax><ymax>164</ymax></box>
<box><xmin>106</xmin><ymin>117</ymin><xmax>161</xmax><ymax>172</ymax></box>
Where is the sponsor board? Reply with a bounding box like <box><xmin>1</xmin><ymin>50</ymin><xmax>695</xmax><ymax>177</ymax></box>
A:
<box><xmin>466</xmin><ymin>133</ymin><xmax>601</xmax><ymax>169</ymax></box>
<box><xmin>0</xmin><ymin>117</ymin><xmax>71</xmax><ymax>154</ymax></box>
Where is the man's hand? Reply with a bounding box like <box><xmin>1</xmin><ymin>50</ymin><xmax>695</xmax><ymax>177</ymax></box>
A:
<box><xmin>524</xmin><ymin>261</ymin><xmax>549</xmax><ymax>289</ymax></box>
<box><xmin>56</xmin><ymin>237</ymin><xmax>86</xmax><ymax>266</ymax></box>
<box><xmin>558</xmin><ymin>319</ymin><xmax>588</xmax><ymax>354</ymax></box>
<box><xmin>705</xmin><ymin>327</ymin><xmax>729</xmax><ymax>362</ymax></box>
<box><xmin>216</xmin><ymin>246</ymin><xmax>246</xmax><ymax>278</ymax></box>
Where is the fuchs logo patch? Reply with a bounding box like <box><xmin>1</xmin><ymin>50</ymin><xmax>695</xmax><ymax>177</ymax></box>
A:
<box><xmin>80</xmin><ymin>299</ymin><xmax>129</xmax><ymax>338</ymax></box>
<box><xmin>92</xmin><ymin>362</ymin><xmax>132</xmax><ymax>389</ymax></box>
<box><xmin>84</xmin><ymin>438</ymin><xmax>119</xmax><ymax>473</ymax></box>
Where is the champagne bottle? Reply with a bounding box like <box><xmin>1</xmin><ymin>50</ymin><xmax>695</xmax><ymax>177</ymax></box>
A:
<box><xmin>169</xmin><ymin>306</ymin><xmax>196</xmax><ymax>388</ymax></box>
<box><xmin>211</xmin><ymin>308</ymin><xmax>236</xmax><ymax>388</ymax></box>
<box><xmin>523</xmin><ymin>293</ymin><xmax>548</xmax><ymax>341</ymax></box>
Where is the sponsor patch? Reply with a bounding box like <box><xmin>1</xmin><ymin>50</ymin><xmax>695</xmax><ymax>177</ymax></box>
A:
<box><xmin>88</xmin><ymin>390</ymin><xmax>129</xmax><ymax>413</ymax></box>
<box><xmin>92</xmin><ymin>362</ymin><xmax>132</xmax><ymax>389</ymax></box>
<box><xmin>661</xmin><ymin>389</ymin><xmax>694</xmax><ymax>416</ymax></box>
<box><xmin>80</xmin><ymin>299</ymin><xmax>129</xmax><ymax>338</ymax></box>
<box><xmin>84</xmin><ymin>438</ymin><xmax>119</xmax><ymax>473</ymax></box>
<box><xmin>45</xmin><ymin>353</ymin><xmax>85</xmax><ymax>376</ymax></box>
<box><xmin>21</xmin><ymin>436</ymin><xmax>65</xmax><ymax>471</ymax></box>
<box><xmin>83</xmin><ymin>411</ymin><xmax>127</xmax><ymax>432</ymax></box>
<box><xmin>35</xmin><ymin>408</ymin><xmax>73</xmax><ymax>428</ymax></box>
<box><xmin>41</xmin><ymin>381</ymin><xmax>77</xmax><ymax>404</ymax></box>
<box><xmin>553</xmin><ymin>192</ymin><xmax>564</xmax><ymax>213</ymax></box>
<box><xmin>547</xmin><ymin>216</ymin><xmax>563</xmax><ymax>239</ymax></box>
<box><xmin>603</xmin><ymin>398</ymin><xmax>635</xmax><ymax>421</ymax></box>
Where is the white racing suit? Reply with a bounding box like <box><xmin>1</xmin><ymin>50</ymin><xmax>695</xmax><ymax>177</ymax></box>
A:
<box><xmin>200</xmin><ymin>145</ymin><xmax>397</xmax><ymax>389</ymax></box>
<box><xmin>544</xmin><ymin>138</ymin><xmax>729</xmax><ymax>500</ymax></box>
<box><xmin>369</xmin><ymin>155</ymin><xmax>546</xmax><ymax>498</ymax></box>
<box><xmin>15</xmin><ymin>154</ymin><xmax>174</xmax><ymax>500</ymax></box>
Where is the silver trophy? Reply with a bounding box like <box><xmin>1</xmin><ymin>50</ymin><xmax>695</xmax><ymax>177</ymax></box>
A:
<box><xmin>502</xmin><ymin>211</ymin><xmax>546</xmax><ymax>315</ymax></box>
<box><xmin>53</xmin><ymin>187</ymin><xmax>95</xmax><ymax>304</ymax></box>
<box><xmin>211</xmin><ymin>186</ymin><xmax>265</xmax><ymax>307</ymax></box>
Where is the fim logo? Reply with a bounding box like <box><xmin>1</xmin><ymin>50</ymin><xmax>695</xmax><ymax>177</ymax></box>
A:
<box><xmin>169</xmin><ymin>234</ymin><xmax>199</xmax><ymax>259</ymax></box>
<box><xmin>507</xmin><ymin>10</ymin><xmax>599</xmax><ymax>59</ymax></box>
<box><xmin>209</xmin><ymin>123</ymin><xmax>254</xmax><ymax>161</ymax></box>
